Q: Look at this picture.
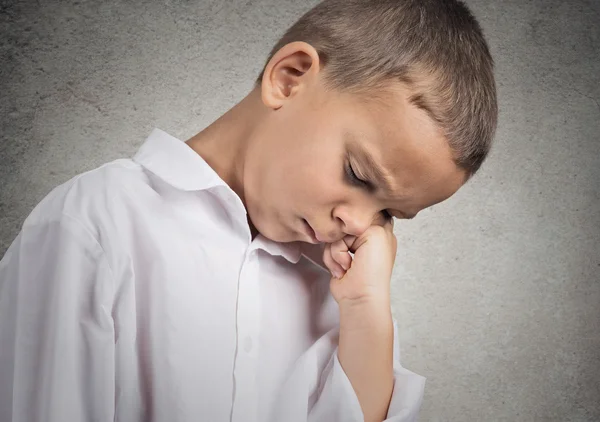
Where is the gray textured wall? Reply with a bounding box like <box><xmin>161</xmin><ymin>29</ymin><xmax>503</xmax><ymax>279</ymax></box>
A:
<box><xmin>1</xmin><ymin>0</ymin><xmax>598</xmax><ymax>420</ymax></box>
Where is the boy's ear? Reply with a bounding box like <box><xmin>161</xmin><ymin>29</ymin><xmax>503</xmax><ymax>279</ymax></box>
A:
<box><xmin>260</xmin><ymin>41</ymin><xmax>320</xmax><ymax>110</ymax></box>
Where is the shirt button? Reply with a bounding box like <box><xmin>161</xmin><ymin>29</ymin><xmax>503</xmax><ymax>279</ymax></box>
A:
<box><xmin>243</xmin><ymin>336</ymin><xmax>253</xmax><ymax>353</ymax></box>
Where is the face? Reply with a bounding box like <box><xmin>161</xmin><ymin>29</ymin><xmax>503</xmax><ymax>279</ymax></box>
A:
<box><xmin>243</xmin><ymin>42</ymin><xmax>467</xmax><ymax>244</ymax></box>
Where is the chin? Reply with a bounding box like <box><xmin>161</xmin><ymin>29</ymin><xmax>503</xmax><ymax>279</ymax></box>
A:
<box><xmin>250</xmin><ymin>211</ymin><xmax>299</xmax><ymax>243</ymax></box>
<box><xmin>252</xmin><ymin>222</ymin><xmax>287</xmax><ymax>243</ymax></box>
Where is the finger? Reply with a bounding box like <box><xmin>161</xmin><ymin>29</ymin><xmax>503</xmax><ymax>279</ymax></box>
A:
<box><xmin>342</xmin><ymin>235</ymin><xmax>358</xmax><ymax>253</ymax></box>
<box><xmin>329</xmin><ymin>238</ymin><xmax>352</xmax><ymax>271</ymax></box>
<box><xmin>344</xmin><ymin>232</ymin><xmax>369</xmax><ymax>253</ymax></box>
<box><xmin>322</xmin><ymin>242</ymin><xmax>346</xmax><ymax>279</ymax></box>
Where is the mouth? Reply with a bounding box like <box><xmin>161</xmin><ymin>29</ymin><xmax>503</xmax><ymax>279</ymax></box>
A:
<box><xmin>302</xmin><ymin>219</ymin><xmax>320</xmax><ymax>244</ymax></box>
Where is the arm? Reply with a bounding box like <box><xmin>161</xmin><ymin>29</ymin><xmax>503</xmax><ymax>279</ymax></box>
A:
<box><xmin>323</xmin><ymin>218</ymin><xmax>422</xmax><ymax>421</ymax></box>
<box><xmin>338</xmin><ymin>297</ymin><xmax>394</xmax><ymax>422</ymax></box>
<box><xmin>270</xmin><ymin>307</ymin><xmax>424</xmax><ymax>422</ymax></box>
<box><xmin>269</xmin><ymin>219</ymin><xmax>424</xmax><ymax>422</ymax></box>
<box><xmin>0</xmin><ymin>214</ymin><xmax>115</xmax><ymax>421</ymax></box>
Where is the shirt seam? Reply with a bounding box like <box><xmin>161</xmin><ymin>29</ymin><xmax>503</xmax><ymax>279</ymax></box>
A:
<box><xmin>54</xmin><ymin>211</ymin><xmax>118</xmax><ymax>285</ymax></box>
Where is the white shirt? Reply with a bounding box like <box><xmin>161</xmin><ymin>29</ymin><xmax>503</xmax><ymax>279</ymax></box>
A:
<box><xmin>0</xmin><ymin>128</ymin><xmax>425</xmax><ymax>422</ymax></box>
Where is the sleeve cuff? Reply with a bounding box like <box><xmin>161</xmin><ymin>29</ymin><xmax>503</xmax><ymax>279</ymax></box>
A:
<box><xmin>310</xmin><ymin>318</ymin><xmax>426</xmax><ymax>422</ymax></box>
<box><xmin>270</xmin><ymin>319</ymin><xmax>425</xmax><ymax>422</ymax></box>
<box><xmin>308</xmin><ymin>346</ymin><xmax>364</xmax><ymax>421</ymax></box>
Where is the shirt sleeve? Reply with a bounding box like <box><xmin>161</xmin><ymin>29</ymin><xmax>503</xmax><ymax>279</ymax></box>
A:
<box><xmin>0</xmin><ymin>214</ymin><xmax>115</xmax><ymax>422</ymax></box>
<box><xmin>269</xmin><ymin>317</ymin><xmax>425</xmax><ymax>422</ymax></box>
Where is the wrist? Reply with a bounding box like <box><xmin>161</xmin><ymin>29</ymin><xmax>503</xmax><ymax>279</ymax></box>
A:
<box><xmin>339</xmin><ymin>294</ymin><xmax>391</xmax><ymax>313</ymax></box>
<box><xmin>339</xmin><ymin>295</ymin><xmax>392</xmax><ymax>331</ymax></box>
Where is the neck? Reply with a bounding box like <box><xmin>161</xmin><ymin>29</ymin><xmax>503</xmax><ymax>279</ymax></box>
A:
<box><xmin>185</xmin><ymin>88</ymin><xmax>264</xmax><ymax>238</ymax></box>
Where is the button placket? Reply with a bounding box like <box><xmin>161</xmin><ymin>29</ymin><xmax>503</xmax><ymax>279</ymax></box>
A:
<box><xmin>243</xmin><ymin>336</ymin><xmax>253</xmax><ymax>353</ymax></box>
<box><xmin>231</xmin><ymin>249</ymin><xmax>260</xmax><ymax>422</ymax></box>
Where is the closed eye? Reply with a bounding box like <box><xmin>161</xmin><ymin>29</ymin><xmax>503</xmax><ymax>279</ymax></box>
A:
<box><xmin>345</xmin><ymin>161</ymin><xmax>370</xmax><ymax>188</ymax></box>
<box><xmin>345</xmin><ymin>161</ymin><xmax>392</xmax><ymax>221</ymax></box>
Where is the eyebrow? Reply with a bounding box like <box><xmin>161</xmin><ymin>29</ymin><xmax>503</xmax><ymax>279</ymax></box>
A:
<box><xmin>348</xmin><ymin>138</ymin><xmax>395</xmax><ymax>197</ymax></box>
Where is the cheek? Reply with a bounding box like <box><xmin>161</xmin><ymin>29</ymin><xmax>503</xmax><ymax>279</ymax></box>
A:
<box><xmin>297</xmin><ymin>164</ymin><xmax>343</xmax><ymax>210</ymax></box>
<box><xmin>256</xmin><ymin>117</ymin><xmax>343</xmax><ymax>202</ymax></box>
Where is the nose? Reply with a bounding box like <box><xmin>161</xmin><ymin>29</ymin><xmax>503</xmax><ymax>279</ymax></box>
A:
<box><xmin>333</xmin><ymin>206</ymin><xmax>377</xmax><ymax>237</ymax></box>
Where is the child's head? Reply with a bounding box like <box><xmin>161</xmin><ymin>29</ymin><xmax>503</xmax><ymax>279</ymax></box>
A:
<box><xmin>234</xmin><ymin>0</ymin><xmax>497</xmax><ymax>243</ymax></box>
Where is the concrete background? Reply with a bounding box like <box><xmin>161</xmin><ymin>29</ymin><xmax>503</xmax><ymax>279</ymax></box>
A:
<box><xmin>1</xmin><ymin>0</ymin><xmax>598</xmax><ymax>420</ymax></box>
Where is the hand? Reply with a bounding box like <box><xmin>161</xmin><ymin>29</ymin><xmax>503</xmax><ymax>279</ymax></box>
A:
<box><xmin>323</xmin><ymin>218</ymin><xmax>397</xmax><ymax>305</ymax></box>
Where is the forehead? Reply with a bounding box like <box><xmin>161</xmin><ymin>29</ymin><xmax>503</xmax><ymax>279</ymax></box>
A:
<box><xmin>340</xmin><ymin>85</ymin><xmax>466</xmax><ymax>211</ymax></box>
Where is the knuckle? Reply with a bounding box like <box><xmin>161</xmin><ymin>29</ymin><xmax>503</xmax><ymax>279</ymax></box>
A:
<box><xmin>370</xmin><ymin>225</ymin><xmax>386</xmax><ymax>236</ymax></box>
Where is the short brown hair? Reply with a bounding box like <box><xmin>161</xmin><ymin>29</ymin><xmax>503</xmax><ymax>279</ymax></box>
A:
<box><xmin>255</xmin><ymin>0</ymin><xmax>498</xmax><ymax>177</ymax></box>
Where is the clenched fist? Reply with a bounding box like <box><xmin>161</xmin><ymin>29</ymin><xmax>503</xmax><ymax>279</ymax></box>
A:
<box><xmin>322</xmin><ymin>218</ymin><xmax>397</xmax><ymax>305</ymax></box>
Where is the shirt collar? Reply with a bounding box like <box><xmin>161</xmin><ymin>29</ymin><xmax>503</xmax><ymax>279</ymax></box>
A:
<box><xmin>132</xmin><ymin>128</ymin><xmax>325</xmax><ymax>267</ymax></box>
<box><xmin>252</xmin><ymin>238</ymin><xmax>327</xmax><ymax>270</ymax></box>
<box><xmin>254</xmin><ymin>236</ymin><xmax>303</xmax><ymax>264</ymax></box>
<box><xmin>133</xmin><ymin>128</ymin><xmax>226</xmax><ymax>192</ymax></box>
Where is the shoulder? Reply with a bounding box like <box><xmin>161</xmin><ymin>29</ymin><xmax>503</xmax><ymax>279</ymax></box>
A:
<box><xmin>24</xmin><ymin>158</ymin><xmax>147</xmax><ymax>232</ymax></box>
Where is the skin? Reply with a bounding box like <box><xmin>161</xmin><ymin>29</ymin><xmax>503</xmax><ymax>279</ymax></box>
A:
<box><xmin>186</xmin><ymin>41</ymin><xmax>467</xmax><ymax>421</ymax></box>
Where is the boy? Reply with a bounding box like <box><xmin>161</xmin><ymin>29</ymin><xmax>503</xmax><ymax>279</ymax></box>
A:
<box><xmin>0</xmin><ymin>0</ymin><xmax>497</xmax><ymax>421</ymax></box>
